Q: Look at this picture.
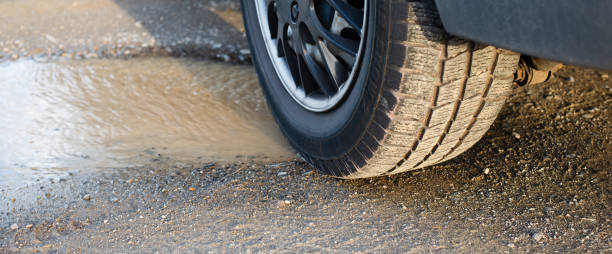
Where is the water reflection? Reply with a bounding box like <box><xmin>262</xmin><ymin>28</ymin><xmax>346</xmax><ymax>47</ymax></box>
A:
<box><xmin>0</xmin><ymin>58</ymin><xmax>293</xmax><ymax>183</ymax></box>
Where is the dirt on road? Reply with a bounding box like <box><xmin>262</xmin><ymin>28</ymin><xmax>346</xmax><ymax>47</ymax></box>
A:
<box><xmin>0</xmin><ymin>0</ymin><xmax>610</xmax><ymax>253</ymax></box>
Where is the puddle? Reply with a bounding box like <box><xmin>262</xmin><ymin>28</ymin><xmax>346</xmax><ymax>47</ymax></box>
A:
<box><xmin>0</xmin><ymin>58</ymin><xmax>294</xmax><ymax>185</ymax></box>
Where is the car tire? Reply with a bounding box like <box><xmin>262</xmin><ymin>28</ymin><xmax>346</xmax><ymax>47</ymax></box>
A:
<box><xmin>241</xmin><ymin>0</ymin><xmax>519</xmax><ymax>178</ymax></box>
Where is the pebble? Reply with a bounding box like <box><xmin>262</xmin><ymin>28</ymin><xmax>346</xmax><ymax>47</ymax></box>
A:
<box><xmin>189</xmin><ymin>187</ymin><xmax>196</xmax><ymax>191</ymax></box>
<box><xmin>239</xmin><ymin>49</ymin><xmax>250</xmax><ymax>55</ymax></box>
<box><xmin>507</xmin><ymin>243</ymin><xmax>515</xmax><ymax>248</ymax></box>
<box><xmin>471</xmin><ymin>175</ymin><xmax>485</xmax><ymax>182</ymax></box>
<box><xmin>277</xmin><ymin>172</ymin><xmax>288</xmax><ymax>176</ymax></box>
<box><xmin>82</xmin><ymin>194</ymin><xmax>91</xmax><ymax>201</ymax></box>
<box><xmin>25</xmin><ymin>224</ymin><xmax>33</xmax><ymax>229</ymax></box>
<box><xmin>85</xmin><ymin>52</ymin><xmax>98</xmax><ymax>59</ymax></box>
<box><xmin>110</xmin><ymin>197</ymin><xmax>119</xmax><ymax>203</ymax></box>
<box><xmin>10</xmin><ymin>198</ymin><xmax>15</xmax><ymax>203</ymax></box>
<box><xmin>45</xmin><ymin>34</ymin><xmax>58</xmax><ymax>44</ymax></box>
<box><xmin>601</xmin><ymin>73</ymin><xmax>609</xmax><ymax>80</ymax></box>
<box><xmin>10</xmin><ymin>223</ymin><xmax>18</xmax><ymax>230</ymax></box>
<box><xmin>483</xmin><ymin>168</ymin><xmax>490</xmax><ymax>175</ymax></box>
<box><xmin>532</xmin><ymin>232</ymin><xmax>545</xmax><ymax>241</ymax></box>
<box><xmin>512</xmin><ymin>132</ymin><xmax>521</xmax><ymax>139</ymax></box>
<box><xmin>277</xmin><ymin>200</ymin><xmax>290</xmax><ymax>208</ymax></box>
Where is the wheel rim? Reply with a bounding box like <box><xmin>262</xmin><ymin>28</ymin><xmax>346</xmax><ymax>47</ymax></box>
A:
<box><xmin>255</xmin><ymin>0</ymin><xmax>368</xmax><ymax>112</ymax></box>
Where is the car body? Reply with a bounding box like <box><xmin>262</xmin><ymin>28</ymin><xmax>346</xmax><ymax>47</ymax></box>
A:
<box><xmin>436</xmin><ymin>0</ymin><xmax>612</xmax><ymax>70</ymax></box>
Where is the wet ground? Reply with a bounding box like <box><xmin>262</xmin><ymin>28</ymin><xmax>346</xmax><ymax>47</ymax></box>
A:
<box><xmin>1</xmin><ymin>0</ymin><xmax>611</xmax><ymax>253</ymax></box>
<box><xmin>0</xmin><ymin>58</ymin><xmax>293</xmax><ymax>187</ymax></box>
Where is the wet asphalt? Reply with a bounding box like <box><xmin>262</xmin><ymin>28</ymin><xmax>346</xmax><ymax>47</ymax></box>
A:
<box><xmin>1</xmin><ymin>0</ymin><xmax>611</xmax><ymax>253</ymax></box>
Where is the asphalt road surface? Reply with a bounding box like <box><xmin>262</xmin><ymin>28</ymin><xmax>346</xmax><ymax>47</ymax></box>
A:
<box><xmin>1</xmin><ymin>0</ymin><xmax>610</xmax><ymax>253</ymax></box>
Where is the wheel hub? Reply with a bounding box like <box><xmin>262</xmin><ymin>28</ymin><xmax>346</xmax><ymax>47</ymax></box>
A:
<box><xmin>255</xmin><ymin>0</ymin><xmax>368</xmax><ymax>112</ymax></box>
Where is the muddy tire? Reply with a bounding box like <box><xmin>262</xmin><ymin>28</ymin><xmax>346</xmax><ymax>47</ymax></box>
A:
<box><xmin>242</xmin><ymin>0</ymin><xmax>519</xmax><ymax>178</ymax></box>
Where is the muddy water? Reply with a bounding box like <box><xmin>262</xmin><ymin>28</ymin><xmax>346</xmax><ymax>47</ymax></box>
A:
<box><xmin>0</xmin><ymin>58</ymin><xmax>294</xmax><ymax>185</ymax></box>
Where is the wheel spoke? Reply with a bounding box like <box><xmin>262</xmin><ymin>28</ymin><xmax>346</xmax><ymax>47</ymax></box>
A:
<box><xmin>291</xmin><ymin>29</ymin><xmax>317</xmax><ymax>94</ymax></box>
<box><xmin>317</xmin><ymin>40</ymin><xmax>347</xmax><ymax>87</ymax></box>
<box><xmin>280</xmin><ymin>31</ymin><xmax>301</xmax><ymax>86</ymax></box>
<box><xmin>306</xmin><ymin>19</ymin><xmax>359</xmax><ymax>56</ymax></box>
<box><xmin>303</xmin><ymin>53</ymin><xmax>337</xmax><ymax>96</ymax></box>
<box><xmin>327</xmin><ymin>43</ymin><xmax>356</xmax><ymax>67</ymax></box>
<box><xmin>292</xmin><ymin>28</ymin><xmax>331</xmax><ymax>95</ymax></box>
<box><xmin>325</xmin><ymin>0</ymin><xmax>363</xmax><ymax>33</ymax></box>
<box><xmin>297</xmin><ymin>55</ymin><xmax>319</xmax><ymax>94</ymax></box>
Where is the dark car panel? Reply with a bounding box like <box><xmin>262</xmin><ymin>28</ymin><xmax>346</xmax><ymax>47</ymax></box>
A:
<box><xmin>435</xmin><ymin>0</ymin><xmax>612</xmax><ymax>70</ymax></box>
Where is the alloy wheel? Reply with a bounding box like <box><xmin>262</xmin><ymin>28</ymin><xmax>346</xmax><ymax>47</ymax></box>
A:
<box><xmin>255</xmin><ymin>0</ymin><xmax>368</xmax><ymax>112</ymax></box>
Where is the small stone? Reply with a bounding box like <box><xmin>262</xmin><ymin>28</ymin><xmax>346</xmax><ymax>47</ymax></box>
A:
<box><xmin>483</xmin><ymin>168</ymin><xmax>490</xmax><ymax>175</ymax></box>
<box><xmin>582</xmin><ymin>113</ymin><xmax>594</xmax><ymax>119</ymax></box>
<box><xmin>507</xmin><ymin>243</ymin><xmax>515</xmax><ymax>248</ymax></box>
<box><xmin>277</xmin><ymin>172</ymin><xmax>288</xmax><ymax>176</ymax></box>
<box><xmin>189</xmin><ymin>187</ymin><xmax>196</xmax><ymax>191</ymax></box>
<box><xmin>25</xmin><ymin>224</ymin><xmax>33</xmax><ymax>229</ymax></box>
<box><xmin>532</xmin><ymin>232</ymin><xmax>545</xmax><ymax>241</ymax></box>
<box><xmin>110</xmin><ymin>197</ymin><xmax>119</xmax><ymax>203</ymax></box>
<box><xmin>82</xmin><ymin>194</ymin><xmax>91</xmax><ymax>201</ymax></box>
<box><xmin>45</xmin><ymin>34</ymin><xmax>57</xmax><ymax>44</ymax></box>
<box><xmin>239</xmin><ymin>49</ymin><xmax>250</xmax><ymax>55</ymax></box>
<box><xmin>284</xmin><ymin>200</ymin><xmax>291</xmax><ymax>204</ymax></box>
<box><xmin>28</xmin><ymin>48</ymin><xmax>44</xmax><ymax>56</ymax></box>
<box><xmin>85</xmin><ymin>53</ymin><xmax>98</xmax><ymax>59</ymax></box>
<box><xmin>10</xmin><ymin>223</ymin><xmax>18</xmax><ymax>230</ymax></box>
<box><xmin>128</xmin><ymin>178</ymin><xmax>134</xmax><ymax>184</ymax></box>
<box><xmin>601</xmin><ymin>73</ymin><xmax>609</xmax><ymax>80</ymax></box>
<box><xmin>134</xmin><ymin>21</ymin><xmax>143</xmax><ymax>28</ymax></box>
<box><xmin>277</xmin><ymin>200</ymin><xmax>289</xmax><ymax>208</ymax></box>
<box><xmin>472</xmin><ymin>175</ymin><xmax>485</xmax><ymax>182</ymax></box>
<box><xmin>103</xmin><ymin>219</ymin><xmax>109</xmax><ymax>224</ymax></box>
<box><xmin>161</xmin><ymin>215</ymin><xmax>166</xmax><ymax>219</ymax></box>
<box><xmin>512</xmin><ymin>132</ymin><xmax>521</xmax><ymax>139</ymax></box>
<box><xmin>10</xmin><ymin>198</ymin><xmax>15</xmax><ymax>203</ymax></box>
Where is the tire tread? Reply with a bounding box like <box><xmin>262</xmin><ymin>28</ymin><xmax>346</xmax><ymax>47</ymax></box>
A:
<box><xmin>308</xmin><ymin>0</ymin><xmax>519</xmax><ymax>178</ymax></box>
